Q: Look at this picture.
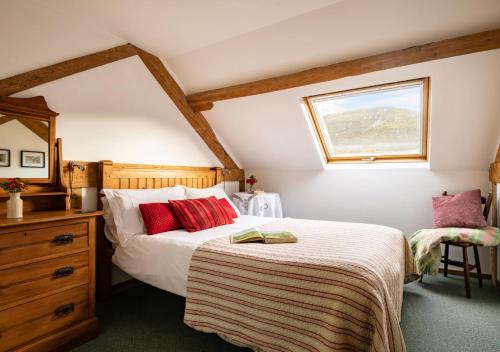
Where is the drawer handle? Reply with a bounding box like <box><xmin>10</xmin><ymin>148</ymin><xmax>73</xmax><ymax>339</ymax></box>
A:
<box><xmin>54</xmin><ymin>303</ymin><xmax>75</xmax><ymax>319</ymax></box>
<box><xmin>52</xmin><ymin>234</ymin><xmax>74</xmax><ymax>245</ymax></box>
<box><xmin>54</xmin><ymin>266</ymin><xmax>74</xmax><ymax>278</ymax></box>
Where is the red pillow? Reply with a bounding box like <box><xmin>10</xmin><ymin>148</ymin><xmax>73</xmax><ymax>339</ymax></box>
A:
<box><xmin>169</xmin><ymin>196</ymin><xmax>234</xmax><ymax>232</ymax></box>
<box><xmin>139</xmin><ymin>203</ymin><xmax>182</xmax><ymax>235</ymax></box>
<box><xmin>432</xmin><ymin>189</ymin><xmax>487</xmax><ymax>228</ymax></box>
<box><xmin>218</xmin><ymin>198</ymin><xmax>238</xmax><ymax>219</ymax></box>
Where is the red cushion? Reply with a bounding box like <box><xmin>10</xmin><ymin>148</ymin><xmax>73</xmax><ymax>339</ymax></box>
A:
<box><xmin>432</xmin><ymin>189</ymin><xmax>487</xmax><ymax>228</ymax></box>
<box><xmin>218</xmin><ymin>198</ymin><xmax>238</xmax><ymax>219</ymax></box>
<box><xmin>139</xmin><ymin>203</ymin><xmax>182</xmax><ymax>235</ymax></box>
<box><xmin>169</xmin><ymin>196</ymin><xmax>234</xmax><ymax>232</ymax></box>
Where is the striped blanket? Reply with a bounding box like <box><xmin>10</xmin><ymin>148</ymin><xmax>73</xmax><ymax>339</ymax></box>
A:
<box><xmin>409</xmin><ymin>226</ymin><xmax>500</xmax><ymax>275</ymax></box>
<box><xmin>184</xmin><ymin>218</ymin><xmax>417</xmax><ymax>352</ymax></box>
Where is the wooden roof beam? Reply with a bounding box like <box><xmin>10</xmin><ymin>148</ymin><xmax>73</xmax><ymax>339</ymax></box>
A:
<box><xmin>0</xmin><ymin>45</ymin><xmax>241</xmax><ymax>170</ymax></box>
<box><xmin>0</xmin><ymin>44</ymin><xmax>137</xmax><ymax>96</ymax></box>
<box><xmin>134</xmin><ymin>46</ymin><xmax>239</xmax><ymax>169</ymax></box>
<box><xmin>0</xmin><ymin>116</ymin><xmax>15</xmax><ymax>126</ymax></box>
<box><xmin>17</xmin><ymin>117</ymin><xmax>50</xmax><ymax>143</ymax></box>
<box><xmin>186</xmin><ymin>28</ymin><xmax>500</xmax><ymax>110</ymax></box>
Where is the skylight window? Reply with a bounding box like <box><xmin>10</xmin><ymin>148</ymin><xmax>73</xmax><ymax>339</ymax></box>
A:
<box><xmin>305</xmin><ymin>78</ymin><xmax>429</xmax><ymax>163</ymax></box>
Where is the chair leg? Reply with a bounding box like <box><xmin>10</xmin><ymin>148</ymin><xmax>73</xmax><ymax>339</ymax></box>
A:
<box><xmin>463</xmin><ymin>246</ymin><xmax>471</xmax><ymax>298</ymax></box>
<box><xmin>473</xmin><ymin>245</ymin><xmax>483</xmax><ymax>288</ymax></box>
<box><xmin>443</xmin><ymin>243</ymin><xmax>450</xmax><ymax>277</ymax></box>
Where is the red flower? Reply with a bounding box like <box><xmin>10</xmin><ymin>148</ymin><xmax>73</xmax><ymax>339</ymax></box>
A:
<box><xmin>246</xmin><ymin>175</ymin><xmax>258</xmax><ymax>186</ymax></box>
<box><xmin>1</xmin><ymin>178</ymin><xmax>29</xmax><ymax>193</ymax></box>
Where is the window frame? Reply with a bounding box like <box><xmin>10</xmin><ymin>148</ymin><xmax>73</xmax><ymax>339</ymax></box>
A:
<box><xmin>304</xmin><ymin>77</ymin><xmax>430</xmax><ymax>163</ymax></box>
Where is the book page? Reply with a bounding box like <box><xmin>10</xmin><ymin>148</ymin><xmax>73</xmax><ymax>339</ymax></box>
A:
<box><xmin>231</xmin><ymin>230</ymin><xmax>264</xmax><ymax>244</ymax></box>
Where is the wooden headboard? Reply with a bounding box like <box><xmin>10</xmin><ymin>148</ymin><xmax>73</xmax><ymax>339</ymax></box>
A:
<box><xmin>98</xmin><ymin>160</ymin><xmax>222</xmax><ymax>190</ymax></box>
<box><xmin>96</xmin><ymin>161</ymin><xmax>225</xmax><ymax>300</ymax></box>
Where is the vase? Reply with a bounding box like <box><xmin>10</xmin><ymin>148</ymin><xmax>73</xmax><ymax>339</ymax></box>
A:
<box><xmin>6</xmin><ymin>192</ymin><xmax>23</xmax><ymax>219</ymax></box>
<box><xmin>247</xmin><ymin>185</ymin><xmax>255</xmax><ymax>194</ymax></box>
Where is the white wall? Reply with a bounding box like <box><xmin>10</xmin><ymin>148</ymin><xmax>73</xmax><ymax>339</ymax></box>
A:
<box><xmin>0</xmin><ymin>120</ymin><xmax>49</xmax><ymax>178</ymax></box>
<box><xmin>2</xmin><ymin>0</ymin><xmax>498</xmax><ymax>281</ymax></box>
<box><xmin>208</xmin><ymin>50</ymin><xmax>500</xmax><ymax>277</ymax></box>
<box><xmin>13</xmin><ymin>56</ymin><xmax>222</xmax><ymax>167</ymax></box>
<box><xmin>7</xmin><ymin>54</ymin><xmax>231</xmax><ymax>286</ymax></box>
<box><xmin>247</xmin><ymin>168</ymin><xmax>496</xmax><ymax>272</ymax></box>
<box><xmin>206</xmin><ymin>49</ymin><xmax>500</xmax><ymax>171</ymax></box>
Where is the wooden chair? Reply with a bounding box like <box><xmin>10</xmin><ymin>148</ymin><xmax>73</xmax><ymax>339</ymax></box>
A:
<box><xmin>420</xmin><ymin>191</ymin><xmax>492</xmax><ymax>298</ymax></box>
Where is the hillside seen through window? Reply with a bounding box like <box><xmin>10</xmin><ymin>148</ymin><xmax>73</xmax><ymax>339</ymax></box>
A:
<box><xmin>306</xmin><ymin>78</ymin><xmax>429</xmax><ymax>162</ymax></box>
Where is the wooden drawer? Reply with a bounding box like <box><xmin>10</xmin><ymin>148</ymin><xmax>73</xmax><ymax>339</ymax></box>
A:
<box><xmin>0</xmin><ymin>222</ymin><xmax>88</xmax><ymax>268</ymax></box>
<box><xmin>0</xmin><ymin>285</ymin><xmax>89</xmax><ymax>352</ymax></box>
<box><xmin>0</xmin><ymin>252</ymin><xmax>88</xmax><ymax>309</ymax></box>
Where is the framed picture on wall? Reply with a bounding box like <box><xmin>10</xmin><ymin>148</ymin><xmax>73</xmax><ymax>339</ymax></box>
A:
<box><xmin>21</xmin><ymin>150</ymin><xmax>45</xmax><ymax>168</ymax></box>
<box><xmin>0</xmin><ymin>149</ymin><xmax>10</xmax><ymax>167</ymax></box>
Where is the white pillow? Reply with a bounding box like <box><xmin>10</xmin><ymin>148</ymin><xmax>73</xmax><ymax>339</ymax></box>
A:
<box><xmin>101</xmin><ymin>186</ymin><xmax>186</xmax><ymax>246</ymax></box>
<box><xmin>101</xmin><ymin>196</ymin><xmax>119</xmax><ymax>244</ymax></box>
<box><xmin>182</xmin><ymin>184</ymin><xmax>240</xmax><ymax>216</ymax></box>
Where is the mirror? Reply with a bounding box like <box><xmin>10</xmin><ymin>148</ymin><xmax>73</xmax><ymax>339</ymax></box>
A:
<box><xmin>0</xmin><ymin>115</ymin><xmax>50</xmax><ymax>178</ymax></box>
<box><xmin>0</xmin><ymin>96</ymin><xmax>57</xmax><ymax>184</ymax></box>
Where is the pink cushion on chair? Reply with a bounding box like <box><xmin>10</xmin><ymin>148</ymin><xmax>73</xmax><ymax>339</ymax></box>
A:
<box><xmin>432</xmin><ymin>189</ymin><xmax>487</xmax><ymax>228</ymax></box>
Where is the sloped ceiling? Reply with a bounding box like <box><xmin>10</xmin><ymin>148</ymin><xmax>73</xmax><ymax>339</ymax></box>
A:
<box><xmin>37</xmin><ymin>0</ymin><xmax>340</xmax><ymax>59</ymax></box>
<box><xmin>170</xmin><ymin>0</ymin><xmax>500</xmax><ymax>93</ymax></box>
<box><xmin>204</xmin><ymin>49</ymin><xmax>500</xmax><ymax>171</ymax></box>
<box><xmin>3</xmin><ymin>0</ymin><xmax>500</xmax><ymax>91</ymax></box>
<box><xmin>0</xmin><ymin>0</ymin><xmax>339</xmax><ymax>79</ymax></box>
<box><xmin>1</xmin><ymin>0</ymin><xmax>500</xmax><ymax>171</ymax></box>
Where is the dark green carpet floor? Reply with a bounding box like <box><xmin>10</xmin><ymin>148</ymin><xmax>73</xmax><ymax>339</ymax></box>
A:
<box><xmin>74</xmin><ymin>275</ymin><xmax>500</xmax><ymax>352</ymax></box>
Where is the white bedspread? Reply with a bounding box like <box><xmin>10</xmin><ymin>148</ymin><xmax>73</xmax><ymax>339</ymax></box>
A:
<box><xmin>112</xmin><ymin>215</ymin><xmax>276</xmax><ymax>296</ymax></box>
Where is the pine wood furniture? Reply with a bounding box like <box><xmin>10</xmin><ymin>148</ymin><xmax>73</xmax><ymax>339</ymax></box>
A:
<box><xmin>0</xmin><ymin>97</ymin><xmax>70</xmax><ymax>216</ymax></box>
<box><xmin>96</xmin><ymin>161</ymin><xmax>230</xmax><ymax>300</ymax></box>
<box><xmin>0</xmin><ymin>96</ymin><xmax>103</xmax><ymax>350</ymax></box>
<box><xmin>0</xmin><ymin>210</ymin><xmax>102</xmax><ymax>352</ymax></box>
<box><xmin>0</xmin><ymin>96</ymin><xmax>57</xmax><ymax>184</ymax></box>
<box><xmin>438</xmin><ymin>191</ymin><xmax>492</xmax><ymax>298</ymax></box>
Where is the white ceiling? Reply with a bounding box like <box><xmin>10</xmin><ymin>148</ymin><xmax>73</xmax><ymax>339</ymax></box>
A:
<box><xmin>2</xmin><ymin>0</ymin><xmax>500</xmax><ymax>92</ymax></box>
<box><xmin>205</xmin><ymin>50</ymin><xmax>500</xmax><ymax>171</ymax></box>
<box><xmin>1</xmin><ymin>0</ymin><xmax>500</xmax><ymax>172</ymax></box>
<box><xmin>169</xmin><ymin>0</ymin><xmax>500</xmax><ymax>93</ymax></box>
<box><xmin>37</xmin><ymin>0</ymin><xmax>340</xmax><ymax>58</ymax></box>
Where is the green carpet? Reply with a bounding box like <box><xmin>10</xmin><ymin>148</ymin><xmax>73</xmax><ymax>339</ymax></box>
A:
<box><xmin>74</xmin><ymin>275</ymin><xmax>500</xmax><ymax>352</ymax></box>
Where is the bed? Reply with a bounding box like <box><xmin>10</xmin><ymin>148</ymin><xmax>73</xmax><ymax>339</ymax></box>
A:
<box><xmin>96</xmin><ymin>161</ymin><xmax>416</xmax><ymax>352</ymax></box>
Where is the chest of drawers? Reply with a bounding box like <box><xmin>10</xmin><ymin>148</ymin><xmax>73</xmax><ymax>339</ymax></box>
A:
<box><xmin>0</xmin><ymin>210</ymin><xmax>101</xmax><ymax>352</ymax></box>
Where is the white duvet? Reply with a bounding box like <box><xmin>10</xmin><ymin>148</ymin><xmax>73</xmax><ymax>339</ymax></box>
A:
<box><xmin>112</xmin><ymin>215</ymin><xmax>276</xmax><ymax>297</ymax></box>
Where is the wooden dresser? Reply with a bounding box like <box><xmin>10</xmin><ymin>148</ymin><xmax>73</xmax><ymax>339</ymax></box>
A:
<box><xmin>0</xmin><ymin>210</ymin><xmax>102</xmax><ymax>352</ymax></box>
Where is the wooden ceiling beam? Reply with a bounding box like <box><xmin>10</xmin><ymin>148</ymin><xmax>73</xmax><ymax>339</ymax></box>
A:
<box><xmin>134</xmin><ymin>46</ymin><xmax>239</xmax><ymax>170</ymax></box>
<box><xmin>0</xmin><ymin>115</ymin><xmax>49</xmax><ymax>142</ymax></box>
<box><xmin>0</xmin><ymin>44</ymin><xmax>137</xmax><ymax>96</ymax></box>
<box><xmin>0</xmin><ymin>116</ymin><xmax>15</xmax><ymax>126</ymax></box>
<box><xmin>17</xmin><ymin>117</ymin><xmax>50</xmax><ymax>143</ymax></box>
<box><xmin>191</xmin><ymin>101</ymin><xmax>214</xmax><ymax>112</ymax></box>
<box><xmin>0</xmin><ymin>44</ymin><xmax>241</xmax><ymax>170</ymax></box>
<box><xmin>186</xmin><ymin>28</ymin><xmax>500</xmax><ymax>110</ymax></box>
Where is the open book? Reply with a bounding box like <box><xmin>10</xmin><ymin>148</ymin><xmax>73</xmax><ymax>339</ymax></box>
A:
<box><xmin>230</xmin><ymin>230</ymin><xmax>298</xmax><ymax>244</ymax></box>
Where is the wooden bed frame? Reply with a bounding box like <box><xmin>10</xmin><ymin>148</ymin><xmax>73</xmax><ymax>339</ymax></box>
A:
<box><xmin>96</xmin><ymin>160</ymin><xmax>225</xmax><ymax>299</ymax></box>
<box><xmin>95</xmin><ymin>148</ymin><xmax>500</xmax><ymax>297</ymax></box>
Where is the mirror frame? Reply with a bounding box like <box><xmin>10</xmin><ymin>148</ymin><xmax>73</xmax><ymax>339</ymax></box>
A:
<box><xmin>0</xmin><ymin>96</ymin><xmax>58</xmax><ymax>184</ymax></box>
